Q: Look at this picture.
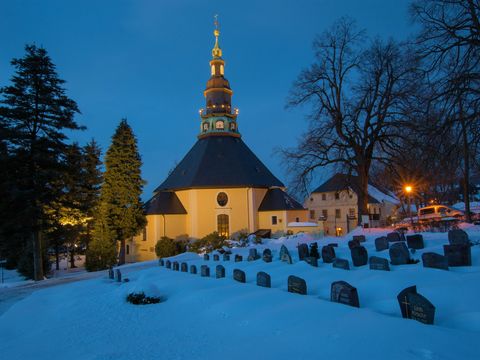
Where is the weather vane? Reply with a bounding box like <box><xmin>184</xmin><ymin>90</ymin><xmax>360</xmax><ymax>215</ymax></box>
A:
<box><xmin>214</xmin><ymin>14</ymin><xmax>219</xmax><ymax>30</ymax></box>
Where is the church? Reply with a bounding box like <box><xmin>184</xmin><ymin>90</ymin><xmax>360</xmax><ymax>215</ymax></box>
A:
<box><xmin>127</xmin><ymin>23</ymin><xmax>322</xmax><ymax>262</ymax></box>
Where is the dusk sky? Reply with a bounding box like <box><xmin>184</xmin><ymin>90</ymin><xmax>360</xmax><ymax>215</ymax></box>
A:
<box><xmin>0</xmin><ymin>0</ymin><xmax>413</xmax><ymax>199</ymax></box>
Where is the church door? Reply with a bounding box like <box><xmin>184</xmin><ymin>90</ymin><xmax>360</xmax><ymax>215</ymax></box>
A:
<box><xmin>217</xmin><ymin>214</ymin><xmax>229</xmax><ymax>238</ymax></box>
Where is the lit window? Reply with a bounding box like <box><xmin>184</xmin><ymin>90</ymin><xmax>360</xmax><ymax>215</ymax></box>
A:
<box><xmin>203</xmin><ymin>122</ymin><xmax>209</xmax><ymax>131</ymax></box>
<box><xmin>215</xmin><ymin>120</ymin><xmax>224</xmax><ymax>129</ymax></box>
<box><xmin>271</xmin><ymin>216</ymin><xmax>277</xmax><ymax>225</ymax></box>
<box><xmin>211</xmin><ymin>65</ymin><xmax>215</xmax><ymax>75</ymax></box>
<box><xmin>335</xmin><ymin>209</ymin><xmax>341</xmax><ymax>218</ymax></box>
<box><xmin>220</xmin><ymin>64</ymin><xmax>224</xmax><ymax>75</ymax></box>
<box><xmin>230</xmin><ymin>122</ymin><xmax>236</xmax><ymax>131</ymax></box>
<box><xmin>217</xmin><ymin>214</ymin><xmax>229</xmax><ymax>238</ymax></box>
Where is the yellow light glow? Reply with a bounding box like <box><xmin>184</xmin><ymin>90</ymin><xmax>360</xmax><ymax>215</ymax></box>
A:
<box><xmin>405</xmin><ymin>185</ymin><xmax>412</xmax><ymax>193</ymax></box>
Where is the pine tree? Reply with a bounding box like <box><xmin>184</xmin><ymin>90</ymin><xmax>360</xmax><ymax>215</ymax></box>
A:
<box><xmin>97</xmin><ymin>119</ymin><xmax>146</xmax><ymax>266</ymax></box>
<box><xmin>0</xmin><ymin>44</ymin><xmax>82</xmax><ymax>280</ymax></box>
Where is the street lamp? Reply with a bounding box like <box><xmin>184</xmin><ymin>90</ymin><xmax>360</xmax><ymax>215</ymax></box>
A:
<box><xmin>404</xmin><ymin>185</ymin><xmax>414</xmax><ymax>229</ymax></box>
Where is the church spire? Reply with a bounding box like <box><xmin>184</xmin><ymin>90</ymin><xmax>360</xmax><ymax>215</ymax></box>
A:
<box><xmin>198</xmin><ymin>16</ymin><xmax>240</xmax><ymax>139</ymax></box>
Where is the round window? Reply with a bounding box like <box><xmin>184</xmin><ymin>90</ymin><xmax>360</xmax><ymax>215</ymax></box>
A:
<box><xmin>217</xmin><ymin>192</ymin><xmax>228</xmax><ymax>207</ymax></box>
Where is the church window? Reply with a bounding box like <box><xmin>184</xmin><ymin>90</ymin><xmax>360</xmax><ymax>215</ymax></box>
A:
<box><xmin>271</xmin><ymin>216</ymin><xmax>277</xmax><ymax>225</ymax></box>
<box><xmin>217</xmin><ymin>192</ymin><xmax>228</xmax><ymax>207</ymax></box>
<box><xmin>335</xmin><ymin>209</ymin><xmax>341</xmax><ymax>218</ymax></box>
<box><xmin>203</xmin><ymin>122</ymin><xmax>209</xmax><ymax>131</ymax></box>
<box><xmin>220</xmin><ymin>64</ymin><xmax>224</xmax><ymax>75</ymax></box>
<box><xmin>230</xmin><ymin>122</ymin><xmax>236</xmax><ymax>131</ymax></box>
<box><xmin>215</xmin><ymin>120</ymin><xmax>224</xmax><ymax>129</ymax></box>
<box><xmin>211</xmin><ymin>64</ymin><xmax>215</xmax><ymax>75</ymax></box>
<box><xmin>217</xmin><ymin>214</ymin><xmax>229</xmax><ymax>238</ymax></box>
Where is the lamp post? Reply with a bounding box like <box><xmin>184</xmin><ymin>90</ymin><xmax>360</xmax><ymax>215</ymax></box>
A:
<box><xmin>405</xmin><ymin>185</ymin><xmax>414</xmax><ymax>229</ymax></box>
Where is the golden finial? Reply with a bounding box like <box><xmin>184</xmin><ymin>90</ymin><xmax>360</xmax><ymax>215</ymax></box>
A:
<box><xmin>212</xmin><ymin>14</ymin><xmax>222</xmax><ymax>58</ymax></box>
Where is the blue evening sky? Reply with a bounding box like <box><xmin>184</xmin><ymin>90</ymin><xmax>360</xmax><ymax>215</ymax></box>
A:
<box><xmin>0</xmin><ymin>0</ymin><xmax>413</xmax><ymax>199</ymax></box>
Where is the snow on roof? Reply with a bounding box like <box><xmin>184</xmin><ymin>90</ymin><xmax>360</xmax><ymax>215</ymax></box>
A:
<box><xmin>286</xmin><ymin>222</ymin><xmax>318</xmax><ymax>227</ymax></box>
<box><xmin>452</xmin><ymin>201</ymin><xmax>480</xmax><ymax>214</ymax></box>
<box><xmin>367</xmin><ymin>184</ymin><xmax>399</xmax><ymax>204</ymax></box>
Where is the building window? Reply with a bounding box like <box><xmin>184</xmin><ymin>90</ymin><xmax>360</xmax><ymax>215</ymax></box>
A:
<box><xmin>349</xmin><ymin>208</ymin><xmax>355</xmax><ymax>218</ymax></box>
<box><xmin>217</xmin><ymin>192</ymin><xmax>228</xmax><ymax>207</ymax></box>
<box><xmin>271</xmin><ymin>216</ymin><xmax>277</xmax><ymax>225</ymax></box>
<box><xmin>211</xmin><ymin>64</ymin><xmax>215</xmax><ymax>75</ymax></box>
<box><xmin>203</xmin><ymin>122</ymin><xmax>209</xmax><ymax>131</ymax></box>
<box><xmin>295</xmin><ymin>217</ymin><xmax>300</xmax><ymax>222</ymax></box>
<box><xmin>126</xmin><ymin>245</ymin><xmax>130</xmax><ymax>255</ymax></box>
<box><xmin>309</xmin><ymin>210</ymin><xmax>315</xmax><ymax>219</ymax></box>
<box><xmin>230</xmin><ymin>122</ymin><xmax>236</xmax><ymax>131</ymax></box>
<box><xmin>322</xmin><ymin>209</ymin><xmax>328</xmax><ymax>219</ymax></box>
<box><xmin>335</xmin><ymin>192</ymin><xmax>340</xmax><ymax>200</ymax></box>
<box><xmin>217</xmin><ymin>214</ymin><xmax>229</xmax><ymax>238</ymax></box>
<box><xmin>215</xmin><ymin>120</ymin><xmax>224</xmax><ymax>129</ymax></box>
<box><xmin>322</xmin><ymin>194</ymin><xmax>326</xmax><ymax>201</ymax></box>
<box><xmin>336</xmin><ymin>227</ymin><xmax>343</xmax><ymax>236</ymax></box>
<box><xmin>310</xmin><ymin>197</ymin><xmax>313</xmax><ymax>202</ymax></box>
<box><xmin>220</xmin><ymin>64</ymin><xmax>224</xmax><ymax>75</ymax></box>
<box><xmin>142</xmin><ymin>227</ymin><xmax>147</xmax><ymax>241</ymax></box>
<box><xmin>335</xmin><ymin>209</ymin><xmax>341</xmax><ymax>218</ymax></box>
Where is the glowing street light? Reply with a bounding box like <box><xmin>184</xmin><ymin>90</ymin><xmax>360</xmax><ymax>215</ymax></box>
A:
<box><xmin>404</xmin><ymin>185</ymin><xmax>414</xmax><ymax>229</ymax></box>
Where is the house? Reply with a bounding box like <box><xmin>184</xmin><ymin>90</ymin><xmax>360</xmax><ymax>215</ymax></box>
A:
<box><xmin>305</xmin><ymin>173</ymin><xmax>398</xmax><ymax>236</ymax></box>
<box><xmin>126</xmin><ymin>24</ymin><xmax>322</xmax><ymax>262</ymax></box>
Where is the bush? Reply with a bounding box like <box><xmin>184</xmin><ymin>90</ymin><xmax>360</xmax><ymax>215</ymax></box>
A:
<box><xmin>126</xmin><ymin>292</ymin><xmax>162</xmax><ymax>305</ymax></box>
<box><xmin>189</xmin><ymin>231</ymin><xmax>226</xmax><ymax>253</ymax></box>
<box><xmin>155</xmin><ymin>237</ymin><xmax>176</xmax><ymax>258</ymax></box>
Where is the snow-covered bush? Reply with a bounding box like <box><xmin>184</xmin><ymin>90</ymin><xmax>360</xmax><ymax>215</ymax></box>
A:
<box><xmin>126</xmin><ymin>292</ymin><xmax>162</xmax><ymax>305</ymax></box>
<box><xmin>189</xmin><ymin>232</ymin><xmax>226</xmax><ymax>253</ymax></box>
<box><xmin>155</xmin><ymin>236</ymin><xmax>186</xmax><ymax>258</ymax></box>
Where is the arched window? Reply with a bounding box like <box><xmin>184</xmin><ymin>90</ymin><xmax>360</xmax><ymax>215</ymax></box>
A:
<box><xmin>215</xmin><ymin>120</ymin><xmax>224</xmax><ymax>129</ymax></box>
<box><xmin>230</xmin><ymin>122</ymin><xmax>236</xmax><ymax>131</ymax></box>
<box><xmin>217</xmin><ymin>214</ymin><xmax>229</xmax><ymax>238</ymax></box>
<box><xmin>203</xmin><ymin>122</ymin><xmax>209</xmax><ymax>131</ymax></box>
<box><xmin>211</xmin><ymin>65</ymin><xmax>215</xmax><ymax>75</ymax></box>
<box><xmin>220</xmin><ymin>64</ymin><xmax>224</xmax><ymax>75</ymax></box>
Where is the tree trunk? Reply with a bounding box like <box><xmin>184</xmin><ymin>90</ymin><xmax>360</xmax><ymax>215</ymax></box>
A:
<box><xmin>69</xmin><ymin>246</ymin><xmax>76</xmax><ymax>268</ymax></box>
<box><xmin>32</xmin><ymin>230</ymin><xmax>44</xmax><ymax>281</ymax></box>
<box><xmin>356</xmin><ymin>167</ymin><xmax>369</xmax><ymax>227</ymax></box>
<box><xmin>460</xmin><ymin>110</ymin><xmax>472</xmax><ymax>223</ymax></box>
<box><xmin>118</xmin><ymin>239</ymin><xmax>125</xmax><ymax>265</ymax></box>
<box><xmin>55</xmin><ymin>244</ymin><xmax>60</xmax><ymax>271</ymax></box>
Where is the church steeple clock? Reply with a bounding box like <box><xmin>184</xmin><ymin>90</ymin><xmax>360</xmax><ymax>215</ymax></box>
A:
<box><xmin>199</xmin><ymin>16</ymin><xmax>240</xmax><ymax>139</ymax></box>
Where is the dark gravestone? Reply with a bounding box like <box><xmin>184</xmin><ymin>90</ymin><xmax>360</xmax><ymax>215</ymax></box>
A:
<box><xmin>280</xmin><ymin>246</ymin><xmax>293</xmax><ymax>264</ymax></box>
<box><xmin>115</xmin><ymin>269</ymin><xmax>122</xmax><ymax>282</ymax></box>
<box><xmin>348</xmin><ymin>239</ymin><xmax>360</xmax><ymax>250</ymax></box>
<box><xmin>223</xmin><ymin>254</ymin><xmax>230</xmax><ymax>261</ymax></box>
<box><xmin>375</xmin><ymin>237</ymin><xmax>389</xmax><ymax>252</ymax></box>
<box><xmin>448</xmin><ymin>229</ymin><xmax>469</xmax><ymax>245</ymax></box>
<box><xmin>397</xmin><ymin>286</ymin><xmax>435</xmax><ymax>325</ymax></box>
<box><xmin>422</xmin><ymin>252</ymin><xmax>449</xmax><ymax>270</ymax></box>
<box><xmin>387</xmin><ymin>232</ymin><xmax>403</xmax><ymax>242</ymax></box>
<box><xmin>305</xmin><ymin>256</ymin><xmax>318</xmax><ymax>267</ymax></box>
<box><xmin>190</xmin><ymin>265</ymin><xmax>197</xmax><ymax>274</ymax></box>
<box><xmin>279</xmin><ymin>245</ymin><xmax>289</xmax><ymax>260</ymax></box>
<box><xmin>351</xmin><ymin>246</ymin><xmax>368</xmax><ymax>266</ymax></box>
<box><xmin>443</xmin><ymin>244</ymin><xmax>471</xmax><ymax>266</ymax></box>
<box><xmin>322</xmin><ymin>245</ymin><xmax>336</xmax><ymax>263</ymax></box>
<box><xmin>233</xmin><ymin>269</ymin><xmax>246</xmax><ymax>283</ymax></box>
<box><xmin>108</xmin><ymin>268</ymin><xmax>114</xmax><ymax>279</ymax></box>
<box><xmin>248</xmin><ymin>248</ymin><xmax>260</xmax><ymax>261</ymax></box>
<box><xmin>262</xmin><ymin>248</ymin><xmax>272</xmax><ymax>263</ymax></box>
<box><xmin>200</xmin><ymin>265</ymin><xmax>210</xmax><ymax>277</ymax></box>
<box><xmin>389</xmin><ymin>242</ymin><xmax>411</xmax><ymax>265</ymax></box>
<box><xmin>213</xmin><ymin>254</ymin><xmax>219</xmax><ymax>261</ymax></box>
<box><xmin>309</xmin><ymin>242</ymin><xmax>320</xmax><ymax>259</ymax></box>
<box><xmin>288</xmin><ymin>275</ymin><xmax>307</xmax><ymax>295</ymax></box>
<box><xmin>216</xmin><ymin>265</ymin><xmax>225</xmax><ymax>278</ymax></box>
<box><xmin>333</xmin><ymin>258</ymin><xmax>350</xmax><ymax>270</ymax></box>
<box><xmin>172</xmin><ymin>261</ymin><xmax>179</xmax><ymax>271</ymax></box>
<box><xmin>397</xmin><ymin>286</ymin><xmax>417</xmax><ymax>319</ymax></box>
<box><xmin>369</xmin><ymin>256</ymin><xmax>390</xmax><ymax>271</ymax></box>
<box><xmin>217</xmin><ymin>248</ymin><xmax>225</xmax><ymax>254</ymax></box>
<box><xmin>330</xmin><ymin>281</ymin><xmax>359</xmax><ymax>307</ymax></box>
<box><xmin>256</xmin><ymin>271</ymin><xmax>271</xmax><ymax>288</ymax></box>
<box><xmin>407</xmin><ymin>234</ymin><xmax>424</xmax><ymax>249</ymax></box>
<box><xmin>298</xmin><ymin>243</ymin><xmax>309</xmax><ymax>261</ymax></box>
<box><xmin>181</xmin><ymin>262</ymin><xmax>188</xmax><ymax>272</ymax></box>
<box><xmin>234</xmin><ymin>254</ymin><xmax>243</xmax><ymax>262</ymax></box>
<box><xmin>166</xmin><ymin>260</ymin><xmax>171</xmax><ymax>269</ymax></box>
<box><xmin>159</xmin><ymin>259</ymin><xmax>165</xmax><ymax>267</ymax></box>
<box><xmin>353</xmin><ymin>235</ymin><xmax>366</xmax><ymax>243</ymax></box>
<box><xmin>204</xmin><ymin>254</ymin><xmax>209</xmax><ymax>261</ymax></box>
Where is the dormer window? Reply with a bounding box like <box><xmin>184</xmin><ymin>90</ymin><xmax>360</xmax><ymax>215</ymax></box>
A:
<box><xmin>215</xmin><ymin>120</ymin><xmax>224</xmax><ymax>129</ymax></box>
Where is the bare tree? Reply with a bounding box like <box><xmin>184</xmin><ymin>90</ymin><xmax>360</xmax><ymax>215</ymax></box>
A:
<box><xmin>282</xmin><ymin>18</ymin><xmax>417</xmax><ymax>223</ymax></box>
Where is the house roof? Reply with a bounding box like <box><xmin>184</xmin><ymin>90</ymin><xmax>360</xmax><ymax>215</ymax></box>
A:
<box><xmin>311</xmin><ymin>173</ymin><xmax>398</xmax><ymax>204</ymax></box>
<box><xmin>258</xmin><ymin>188</ymin><xmax>305</xmax><ymax>211</ymax></box>
<box><xmin>144</xmin><ymin>191</ymin><xmax>187</xmax><ymax>215</ymax></box>
<box><xmin>155</xmin><ymin>136</ymin><xmax>284</xmax><ymax>191</ymax></box>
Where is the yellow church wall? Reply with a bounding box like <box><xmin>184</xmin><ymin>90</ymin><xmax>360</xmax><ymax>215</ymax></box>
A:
<box><xmin>286</xmin><ymin>209</ymin><xmax>310</xmax><ymax>223</ymax></box>
<box><xmin>258</xmin><ymin>210</ymin><xmax>287</xmax><ymax>233</ymax></box>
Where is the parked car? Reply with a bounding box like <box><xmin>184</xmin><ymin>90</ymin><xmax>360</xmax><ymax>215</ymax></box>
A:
<box><xmin>417</xmin><ymin>205</ymin><xmax>463</xmax><ymax>221</ymax></box>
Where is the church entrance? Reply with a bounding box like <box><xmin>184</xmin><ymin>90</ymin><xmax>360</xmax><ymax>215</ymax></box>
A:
<box><xmin>217</xmin><ymin>214</ymin><xmax>229</xmax><ymax>238</ymax></box>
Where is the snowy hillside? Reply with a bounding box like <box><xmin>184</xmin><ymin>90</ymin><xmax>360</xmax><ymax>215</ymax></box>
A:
<box><xmin>1</xmin><ymin>227</ymin><xmax>480</xmax><ymax>359</ymax></box>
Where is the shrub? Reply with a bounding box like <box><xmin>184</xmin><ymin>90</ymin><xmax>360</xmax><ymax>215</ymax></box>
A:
<box><xmin>154</xmin><ymin>237</ymin><xmax>177</xmax><ymax>258</ymax></box>
<box><xmin>126</xmin><ymin>292</ymin><xmax>162</xmax><ymax>305</ymax></box>
<box><xmin>189</xmin><ymin>231</ymin><xmax>226</xmax><ymax>253</ymax></box>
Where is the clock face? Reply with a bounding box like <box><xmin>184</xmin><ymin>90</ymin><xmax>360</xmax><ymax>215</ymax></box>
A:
<box><xmin>217</xmin><ymin>192</ymin><xmax>228</xmax><ymax>207</ymax></box>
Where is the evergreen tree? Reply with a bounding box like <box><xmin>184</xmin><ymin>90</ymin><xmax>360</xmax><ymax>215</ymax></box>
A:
<box><xmin>96</xmin><ymin>119</ymin><xmax>146</xmax><ymax>266</ymax></box>
<box><xmin>0</xmin><ymin>44</ymin><xmax>82</xmax><ymax>280</ymax></box>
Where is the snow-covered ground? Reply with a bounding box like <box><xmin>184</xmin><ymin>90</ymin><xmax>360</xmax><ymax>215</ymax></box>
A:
<box><xmin>1</xmin><ymin>226</ymin><xmax>480</xmax><ymax>359</ymax></box>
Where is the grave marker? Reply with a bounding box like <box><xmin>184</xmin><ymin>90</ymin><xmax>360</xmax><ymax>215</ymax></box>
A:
<box><xmin>213</xmin><ymin>254</ymin><xmax>219</xmax><ymax>261</ymax></box>
<box><xmin>201</xmin><ymin>265</ymin><xmax>210</xmax><ymax>277</ymax></box>
<box><xmin>298</xmin><ymin>243</ymin><xmax>309</xmax><ymax>261</ymax></box>
<box><xmin>181</xmin><ymin>262</ymin><xmax>188</xmax><ymax>272</ymax></box>
<box><xmin>256</xmin><ymin>271</ymin><xmax>271</xmax><ymax>288</ymax></box>
<box><xmin>443</xmin><ymin>244</ymin><xmax>471</xmax><ymax>266</ymax></box>
<box><xmin>322</xmin><ymin>245</ymin><xmax>336</xmax><ymax>263</ymax></box>
<box><xmin>305</xmin><ymin>256</ymin><xmax>318</xmax><ymax>267</ymax></box>
<box><xmin>351</xmin><ymin>246</ymin><xmax>368</xmax><ymax>266</ymax></box>
<box><xmin>309</xmin><ymin>242</ymin><xmax>320</xmax><ymax>259</ymax></box>
<box><xmin>330</xmin><ymin>281</ymin><xmax>359</xmax><ymax>307</ymax></box>
<box><xmin>234</xmin><ymin>254</ymin><xmax>243</xmax><ymax>262</ymax></box>
<box><xmin>387</xmin><ymin>232</ymin><xmax>403</xmax><ymax>242</ymax></box>
<box><xmin>223</xmin><ymin>254</ymin><xmax>230</xmax><ymax>261</ymax></box>
<box><xmin>233</xmin><ymin>269</ymin><xmax>246</xmax><ymax>283</ymax></box>
<box><xmin>166</xmin><ymin>260</ymin><xmax>171</xmax><ymax>269</ymax></box>
<box><xmin>397</xmin><ymin>286</ymin><xmax>435</xmax><ymax>325</ymax></box>
<box><xmin>204</xmin><ymin>254</ymin><xmax>210</xmax><ymax>261</ymax></box>
<box><xmin>262</xmin><ymin>248</ymin><xmax>272</xmax><ymax>263</ymax></box>
<box><xmin>216</xmin><ymin>265</ymin><xmax>225</xmax><ymax>278</ymax></box>
<box><xmin>173</xmin><ymin>261</ymin><xmax>179</xmax><ymax>271</ymax></box>
<box><xmin>353</xmin><ymin>235</ymin><xmax>366</xmax><ymax>243</ymax></box>
<box><xmin>115</xmin><ymin>269</ymin><xmax>122</xmax><ymax>282</ymax></box>
<box><xmin>288</xmin><ymin>275</ymin><xmax>307</xmax><ymax>295</ymax></box>
<box><xmin>374</xmin><ymin>237</ymin><xmax>389</xmax><ymax>252</ymax></box>
<box><xmin>369</xmin><ymin>256</ymin><xmax>390</xmax><ymax>271</ymax></box>
<box><xmin>421</xmin><ymin>252</ymin><xmax>449</xmax><ymax>270</ymax></box>
<box><xmin>389</xmin><ymin>242</ymin><xmax>411</xmax><ymax>265</ymax></box>
<box><xmin>348</xmin><ymin>239</ymin><xmax>360</xmax><ymax>249</ymax></box>
<box><xmin>159</xmin><ymin>259</ymin><xmax>165</xmax><ymax>267</ymax></box>
<box><xmin>108</xmin><ymin>268</ymin><xmax>114</xmax><ymax>279</ymax></box>
<box><xmin>407</xmin><ymin>234</ymin><xmax>424</xmax><ymax>249</ymax></box>
<box><xmin>448</xmin><ymin>229</ymin><xmax>469</xmax><ymax>246</ymax></box>
<box><xmin>248</xmin><ymin>248</ymin><xmax>260</xmax><ymax>261</ymax></box>
<box><xmin>190</xmin><ymin>265</ymin><xmax>197</xmax><ymax>274</ymax></box>
<box><xmin>333</xmin><ymin>258</ymin><xmax>350</xmax><ymax>270</ymax></box>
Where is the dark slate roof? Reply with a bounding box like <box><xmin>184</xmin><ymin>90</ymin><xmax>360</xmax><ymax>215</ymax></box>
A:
<box><xmin>311</xmin><ymin>173</ymin><xmax>380</xmax><ymax>204</ymax></box>
<box><xmin>144</xmin><ymin>191</ymin><xmax>187</xmax><ymax>215</ymax></box>
<box><xmin>155</xmin><ymin>136</ymin><xmax>284</xmax><ymax>191</ymax></box>
<box><xmin>258</xmin><ymin>188</ymin><xmax>305</xmax><ymax>211</ymax></box>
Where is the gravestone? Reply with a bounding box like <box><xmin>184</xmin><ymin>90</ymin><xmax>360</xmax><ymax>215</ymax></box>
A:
<box><xmin>348</xmin><ymin>239</ymin><xmax>360</xmax><ymax>250</ymax></box>
<box><xmin>173</xmin><ymin>261</ymin><xmax>179</xmax><ymax>271</ymax></box>
<box><xmin>279</xmin><ymin>245</ymin><xmax>289</xmax><ymax>260</ymax></box>
<box><xmin>248</xmin><ymin>248</ymin><xmax>260</xmax><ymax>261</ymax></box>
<box><xmin>397</xmin><ymin>286</ymin><xmax>435</xmax><ymax>325</ymax></box>
<box><xmin>387</xmin><ymin>232</ymin><xmax>403</xmax><ymax>242</ymax></box>
<box><xmin>309</xmin><ymin>242</ymin><xmax>320</xmax><ymax>259</ymax></box>
<box><xmin>262</xmin><ymin>249</ymin><xmax>272</xmax><ymax>263</ymax></box>
<box><xmin>397</xmin><ymin>286</ymin><xmax>417</xmax><ymax>319</ymax></box>
<box><xmin>327</xmin><ymin>243</ymin><xmax>338</xmax><ymax>247</ymax></box>
<box><xmin>443</xmin><ymin>244</ymin><xmax>471</xmax><ymax>266</ymax></box>
<box><xmin>234</xmin><ymin>254</ymin><xmax>243</xmax><ymax>262</ymax></box>
<box><xmin>223</xmin><ymin>254</ymin><xmax>230</xmax><ymax>261</ymax></box>
<box><xmin>216</xmin><ymin>265</ymin><xmax>225</xmax><ymax>278</ymax></box>
<box><xmin>351</xmin><ymin>246</ymin><xmax>368</xmax><ymax>266</ymax></box>
<box><xmin>298</xmin><ymin>243</ymin><xmax>309</xmax><ymax>261</ymax></box>
<box><xmin>375</xmin><ymin>237</ymin><xmax>389</xmax><ymax>252</ymax></box>
<box><xmin>322</xmin><ymin>245</ymin><xmax>336</xmax><ymax>263</ymax></box>
<box><xmin>256</xmin><ymin>271</ymin><xmax>271</xmax><ymax>288</ymax></box>
<box><xmin>280</xmin><ymin>246</ymin><xmax>293</xmax><ymax>264</ymax></box>
<box><xmin>288</xmin><ymin>275</ymin><xmax>307</xmax><ymax>295</ymax></box>
<box><xmin>305</xmin><ymin>256</ymin><xmax>318</xmax><ymax>267</ymax></box>
<box><xmin>448</xmin><ymin>229</ymin><xmax>469</xmax><ymax>245</ymax></box>
<box><xmin>166</xmin><ymin>260</ymin><xmax>171</xmax><ymax>269</ymax></box>
<box><xmin>389</xmin><ymin>242</ymin><xmax>411</xmax><ymax>265</ymax></box>
<box><xmin>181</xmin><ymin>262</ymin><xmax>188</xmax><ymax>272</ymax></box>
<box><xmin>204</xmin><ymin>254</ymin><xmax>210</xmax><ymax>261</ymax></box>
<box><xmin>407</xmin><ymin>234</ymin><xmax>424</xmax><ymax>249</ymax></box>
<box><xmin>190</xmin><ymin>265</ymin><xmax>197</xmax><ymax>274</ymax></box>
<box><xmin>353</xmin><ymin>235</ymin><xmax>366</xmax><ymax>243</ymax></box>
<box><xmin>422</xmin><ymin>252</ymin><xmax>449</xmax><ymax>270</ymax></box>
<box><xmin>330</xmin><ymin>281</ymin><xmax>359</xmax><ymax>307</ymax></box>
<box><xmin>108</xmin><ymin>268</ymin><xmax>114</xmax><ymax>279</ymax></box>
<box><xmin>200</xmin><ymin>265</ymin><xmax>210</xmax><ymax>277</ymax></box>
<box><xmin>233</xmin><ymin>269</ymin><xmax>246</xmax><ymax>283</ymax></box>
<box><xmin>333</xmin><ymin>258</ymin><xmax>350</xmax><ymax>270</ymax></box>
<box><xmin>159</xmin><ymin>259</ymin><xmax>165</xmax><ymax>267</ymax></box>
<box><xmin>369</xmin><ymin>256</ymin><xmax>390</xmax><ymax>271</ymax></box>
<box><xmin>217</xmin><ymin>248</ymin><xmax>225</xmax><ymax>254</ymax></box>
<box><xmin>115</xmin><ymin>269</ymin><xmax>122</xmax><ymax>282</ymax></box>
<box><xmin>213</xmin><ymin>254</ymin><xmax>219</xmax><ymax>261</ymax></box>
